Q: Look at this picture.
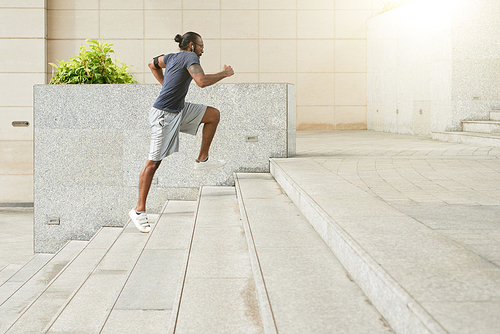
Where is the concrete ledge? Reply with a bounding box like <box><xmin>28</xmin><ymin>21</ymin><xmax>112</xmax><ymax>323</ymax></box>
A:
<box><xmin>432</xmin><ymin>131</ymin><xmax>500</xmax><ymax>148</ymax></box>
<box><xmin>34</xmin><ymin>83</ymin><xmax>295</xmax><ymax>253</ymax></box>
<box><xmin>270</xmin><ymin>158</ymin><xmax>447</xmax><ymax>334</ymax></box>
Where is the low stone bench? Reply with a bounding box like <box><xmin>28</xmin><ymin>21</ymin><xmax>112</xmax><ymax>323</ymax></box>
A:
<box><xmin>34</xmin><ymin>83</ymin><xmax>295</xmax><ymax>253</ymax></box>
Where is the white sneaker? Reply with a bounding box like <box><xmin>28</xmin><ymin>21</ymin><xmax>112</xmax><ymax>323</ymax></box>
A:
<box><xmin>128</xmin><ymin>209</ymin><xmax>151</xmax><ymax>233</ymax></box>
<box><xmin>194</xmin><ymin>158</ymin><xmax>226</xmax><ymax>170</ymax></box>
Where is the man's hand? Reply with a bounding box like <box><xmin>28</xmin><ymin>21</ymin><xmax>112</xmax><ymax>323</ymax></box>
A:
<box><xmin>222</xmin><ymin>65</ymin><xmax>234</xmax><ymax>78</ymax></box>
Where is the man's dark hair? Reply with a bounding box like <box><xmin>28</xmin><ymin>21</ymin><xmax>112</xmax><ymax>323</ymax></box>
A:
<box><xmin>174</xmin><ymin>32</ymin><xmax>201</xmax><ymax>50</ymax></box>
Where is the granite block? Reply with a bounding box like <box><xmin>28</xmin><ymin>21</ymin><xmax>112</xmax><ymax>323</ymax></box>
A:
<box><xmin>187</xmin><ymin>83</ymin><xmax>289</xmax><ymax>131</ymax></box>
<box><xmin>33</xmin><ymin>84</ymin><xmax>159</xmax><ymax>130</ymax></box>
<box><xmin>34</xmin><ymin>83</ymin><xmax>294</xmax><ymax>253</ymax></box>
<box><xmin>35</xmin><ymin>128</ymin><xmax>124</xmax><ymax>188</ymax></box>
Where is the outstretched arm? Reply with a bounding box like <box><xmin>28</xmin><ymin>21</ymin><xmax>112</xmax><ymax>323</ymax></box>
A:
<box><xmin>148</xmin><ymin>55</ymin><xmax>166</xmax><ymax>84</ymax></box>
<box><xmin>189</xmin><ymin>64</ymin><xmax>234</xmax><ymax>88</ymax></box>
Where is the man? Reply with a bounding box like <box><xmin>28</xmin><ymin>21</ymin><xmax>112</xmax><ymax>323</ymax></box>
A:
<box><xmin>129</xmin><ymin>31</ymin><xmax>234</xmax><ymax>233</ymax></box>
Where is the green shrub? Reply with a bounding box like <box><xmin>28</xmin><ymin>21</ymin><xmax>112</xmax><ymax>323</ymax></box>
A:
<box><xmin>49</xmin><ymin>38</ymin><xmax>137</xmax><ymax>84</ymax></box>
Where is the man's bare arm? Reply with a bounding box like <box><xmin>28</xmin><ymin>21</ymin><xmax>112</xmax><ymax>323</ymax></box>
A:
<box><xmin>189</xmin><ymin>64</ymin><xmax>234</xmax><ymax>88</ymax></box>
<box><xmin>148</xmin><ymin>55</ymin><xmax>166</xmax><ymax>84</ymax></box>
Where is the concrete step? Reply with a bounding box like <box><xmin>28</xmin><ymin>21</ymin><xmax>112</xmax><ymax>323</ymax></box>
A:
<box><xmin>270</xmin><ymin>157</ymin><xmax>500</xmax><ymax>334</ymax></box>
<box><xmin>5</xmin><ymin>227</ymin><xmax>123</xmax><ymax>333</ymax></box>
<box><xmin>42</xmin><ymin>215</ymin><xmax>160</xmax><ymax>333</ymax></box>
<box><xmin>100</xmin><ymin>201</ymin><xmax>197</xmax><ymax>333</ymax></box>
<box><xmin>0</xmin><ymin>253</ymin><xmax>53</xmax><ymax>306</ymax></box>
<box><xmin>0</xmin><ymin>264</ymin><xmax>23</xmax><ymax>286</ymax></box>
<box><xmin>462</xmin><ymin>120</ymin><xmax>500</xmax><ymax>133</ymax></box>
<box><xmin>490</xmin><ymin>110</ymin><xmax>500</xmax><ymax>121</ymax></box>
<box><xmin>173</xmin><ymin>186</ymin><xmax>263</xmax><ymax>334</ymax></box>
<box><xmin>432</xmin><ymin>131</ymin><xmax>500</xmax><ymax>148</ymax></box>
<box><xmin>235</xmin><ymin>173</ymin><xmax>394</xmax><ymax>334</ymax></box>
<box><xmin>0</xmin><ymin>241</ymin><xmax>88</xmax><ymax>333</ymax></box>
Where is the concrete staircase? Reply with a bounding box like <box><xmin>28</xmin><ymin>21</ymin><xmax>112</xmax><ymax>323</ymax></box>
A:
<box><xmin>235</xmin><ymin>174</ymin><xmax>392</xmax><ymax>334</ymax></box>
<box><xmin>432</xmin><ymin>108</ymin><xmax>500</xmax><ymax>147</ymax></box>
<box><xmin>0</xmin><ymin>181</ymin><xmax>394</xmax><ymax>334</ymax></box>
<box><xmin>269</xmin><ymin>154</ymin><xmax>500</xmax><ymax>334</ymax></box>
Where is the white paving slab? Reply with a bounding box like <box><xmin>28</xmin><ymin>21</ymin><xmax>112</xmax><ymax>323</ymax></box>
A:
<box><xmin>236</xmin><ymin>173</ymin><xmax>394</xmax><ymax>334</ymax></box>
<box><xmin>271</xmin><ymin>158</ymin><xmax>467</xmax><ymax>334</ymax></box>
<box><xmin>432</xmin><ymin>131</ymin><xmax>500</xmax><ymax>148</ymax></box>
<box><xmin>462</xmin><ymin>121</ymin><xmax>500</xmax><ymax>134</ymax></box>
<box><xmin>44</xmin><ymin>220</ymin><xmax>154</xmax><ymax>333</ymax></box>
<box><xmin>187</xmin><ymin>226</ymin><xmax>253</xmax><ymax>278</ymax></box>
<box><xmin>174</xmin><ymin>186</ymin><xmax>263</xmax><ymax>334</ymax></box>
<box><xmin>490</xmin><ymin>111</ymin><xmax>500</xmax><ymax>121</ymax></box>
<box><xmin>146</xmin><ymin>200</ymin><xmax>197</xmax><ymax>250</ymax></box>
<box><xmin>0</xmin><ymin>265</ymin><xmax>22</xmax><ymax>287</ymax></box>
<box><xmin>112</xmin><ymin>249</ymin><xmax>186</xmax><ymax>311</ymax></box>
<box><xmin>46</xmin><ymin>269</ymin><xmax>129</xmax><ymax>333</ymax></box>
<box><xmin>101</xmin><ymin>309</ymin><xmax>171</xmax><ymax>334</ymax></box>
<box><xmin>268</xmin><ymin>130</ymin><xmax>500</xmax><ymax>334</ymax></box>
<box><xmin>100</xmin><ymin>201</ymin><xmax>197</xmax><ymax>334</ymax></box>
<box><xmin>0</xmin><ymin>253</ymin><xmax>53</xmax><ymax>309</ymax></box>
<box><xmin>1</xmin><ymin>253</ymin><xmax>53</xmax><ymax>285</ymax></box>
<box><xmin>5</xmin><ymin>227</ymin><xmax>122</xmax><ymax>333</ymax></box>
<box><xmin>0</xmin><ymin>241</ymin><xmax>87</xmax><ymax>333</ymax></box>
<box><xmin>175</xmin><ymin>277</ymin><xmax>263</xmax><ymax>334</ymax></box>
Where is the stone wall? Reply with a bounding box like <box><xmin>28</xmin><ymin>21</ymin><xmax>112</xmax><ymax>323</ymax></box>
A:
<box><xmin>34</xmin><ymin>83</ymin><xmax>295</xmax><ymax>253</ymax></box>
<box><xmin>367</xmin><ymin>0</ymin><xmax>500</xmax><ymax>136</ymax></box>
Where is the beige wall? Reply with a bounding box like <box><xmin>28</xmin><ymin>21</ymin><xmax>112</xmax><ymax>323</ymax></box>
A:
<box><xmin>0</xmin><ymin>0</ymin><xmax>46</xmax><ymax>202</ymax></box>
<box><xmin>1</xmin><ymin>0</ymin><xmax>384</xmax><ymax>203</ymax></box>
<box><xmin>46</xmin><ymin>0</ymin><xmax>382</xmax><ymax>130</ymax></box>
<box><xmin>368</xmin><ymin>0</ymin><xmax>500</xmax><ymax>135</ymax></box>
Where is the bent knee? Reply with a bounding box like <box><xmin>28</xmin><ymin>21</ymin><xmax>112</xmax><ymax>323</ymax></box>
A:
<box><xmin>205</xmin><ymin>107</ymin><xmax>220</xmax><ymax>124</ymax></box>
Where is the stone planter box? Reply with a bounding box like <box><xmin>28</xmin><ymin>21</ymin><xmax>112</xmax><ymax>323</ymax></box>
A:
<box><xmin>34</xmin><ymin>83</ymin><xmax>295</xmax><ymax>253</ymax></box>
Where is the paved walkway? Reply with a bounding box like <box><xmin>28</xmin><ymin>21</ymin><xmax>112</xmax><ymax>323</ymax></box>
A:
<box><xmin>296</xmin><ymin>130</ymin><xmax>500</xmax><ymax>267</ymax></box>
<box><xmin>272</xmin><ymin>130</ymin><xmax>500</xmax><ymax>333</ymax></box>
<box><xmin>0</xmin><ymin>207</ymin><xmax>33</xmax><ymax>270</ymax></box>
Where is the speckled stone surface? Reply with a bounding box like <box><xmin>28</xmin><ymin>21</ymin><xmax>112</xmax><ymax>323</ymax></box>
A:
<box><xmin>34</xmin><ymin>83</ymin><xmax>295</xmax><ymax>253</ymax></box>
<box><xmin>367</xmin><ymin>0</ymin><xmax>500</xmax><ymax>135</ymax></box>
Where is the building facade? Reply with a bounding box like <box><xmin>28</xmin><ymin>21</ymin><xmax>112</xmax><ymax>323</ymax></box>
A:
<box><xmin>1</xmin><ymin>0</ymin><xmax>382</xmax><ymax>203</ymax></box>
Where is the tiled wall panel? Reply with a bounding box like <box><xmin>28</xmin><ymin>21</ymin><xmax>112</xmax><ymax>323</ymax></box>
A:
<box><xmin>0</xmin><ymin>1</ymin><xmax>44</xmax><ymax>203</ymax></box>
<box><xmin>45</xmin><ymin>0</ymin><xmax>378</xmax><ymax>131</ymax></box>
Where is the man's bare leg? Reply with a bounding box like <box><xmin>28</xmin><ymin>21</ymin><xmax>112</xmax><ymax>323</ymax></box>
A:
<box><xmin>197</xmin><ymin>106</ymin><xmax>220</xmax><ymax>162</ymax></box>
<box><xmin>135</xmin><ymin>159</ymin><xmax>161</xmax><ymax>212</ymax></box>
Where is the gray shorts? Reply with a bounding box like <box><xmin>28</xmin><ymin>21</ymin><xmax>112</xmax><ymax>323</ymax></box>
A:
<box><xmin>148</xmin><ymin>102</ymin><xmax>207</xmax><ymax>161</ymax></box>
